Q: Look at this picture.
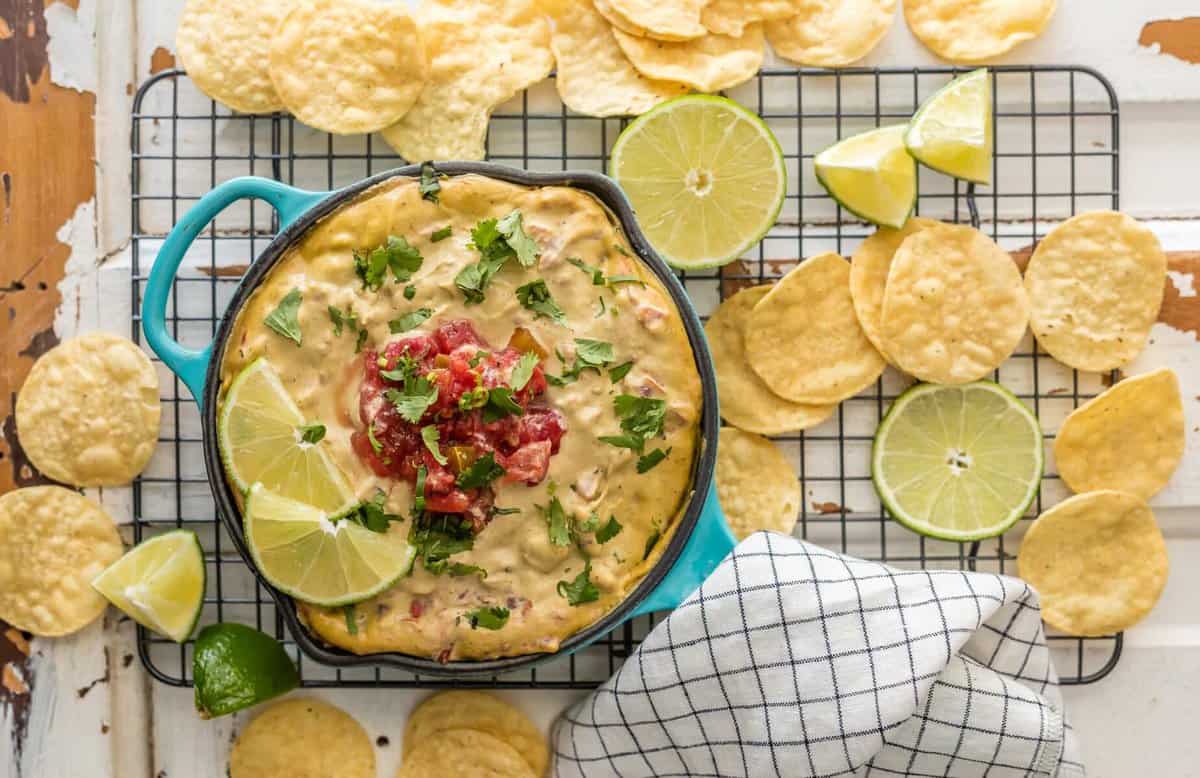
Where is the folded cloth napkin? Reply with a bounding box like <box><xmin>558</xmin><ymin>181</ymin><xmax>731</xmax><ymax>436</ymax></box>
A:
<box><xmin>553</xmin><ymin>533</ymin><xmax>1085</xmax><ymax>778</ymax></box>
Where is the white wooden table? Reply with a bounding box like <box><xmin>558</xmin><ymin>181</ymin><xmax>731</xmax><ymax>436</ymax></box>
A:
<box><xmin>3</xmin><ymin>2</ymin><xmax>1200</xmax><ymax>776</ymax></box>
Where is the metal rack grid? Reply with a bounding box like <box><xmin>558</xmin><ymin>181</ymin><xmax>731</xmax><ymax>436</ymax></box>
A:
<box><xmin>130</xmin><ymin>64</ymin><xmax>1123</xmax><ymax>689</ymax></box>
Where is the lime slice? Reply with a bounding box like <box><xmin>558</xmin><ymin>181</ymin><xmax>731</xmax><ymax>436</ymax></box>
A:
<box><xmin>815</xmin><ymin>125</ymin><xmax>916</xmax><ymax>229</ymax></box>
<box><xmin>91</xmin><ymin>529</ymin><xmax>205</xmax><ymax>642</ymax></box>
<box><xmin>872</xmin><ymin>382</ymin><xmax>1043</xmax><ymax>542</ymax></box>
<box><xmin>609</xmin><ymin>94</ymin><xmax>787</xmax><ymax>270</ymax></box>
<box><xmin>193</xmin><ymin>622</ymin><xmax>299</xmax><ymax>719</ymax></box>
<box><xmin>218</xmin><ymin>357</ymin><xmax>356</xmax><ymax>515</ymax></box>
<box><xmin>244</xmin><ymin>483</ymin><xmax>415</xmax><ymax>607</ymax></box>
<box><xmin>905</xmin><ymin>68</ymin><xmax>992</xmax><ymax>185</ymax></box>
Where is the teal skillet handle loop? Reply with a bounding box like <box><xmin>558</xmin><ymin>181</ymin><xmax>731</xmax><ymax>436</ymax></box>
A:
<box><xmin>631</xmin><ymin>487</ymin><xmax>736</xmax><ymax>616</ymax></box>
<box><xmin>141</xmin><ymin>177</ymin><xmax>327</xmax><ymax>407</ymax></box>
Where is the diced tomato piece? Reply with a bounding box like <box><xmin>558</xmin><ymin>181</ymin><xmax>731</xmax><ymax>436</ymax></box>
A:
<box><xmin>434</xmin><ymin>319</ymin><xmax>483</xmax><ymax>352</ymax></box>
<box><xmin>425</xmin><ymin>490</ymin><xmax>472</xmax><ymax>513</ymax></box>
<box><xmin>519</xmin><ymin>407</ymin><xmax>567</xmax><ymax>454</ymax></box>
<box><xmin>500</xmin><ymin>440</ymin><xmax>552</xmax><ymax>485</ymax></box>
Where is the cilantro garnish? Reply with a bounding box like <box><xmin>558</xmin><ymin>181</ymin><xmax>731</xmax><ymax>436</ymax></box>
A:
<box><xmin>493</xmin><ymin>506</ymin><xmax>520</xmax><ymax>516</ymax></box>
<box><xmin>643</xmin><ymin>519</ymin><xmax>662</xmax><ymax>561</ymax></box>
<box><xmin>446</xmin><ymin>562</ymin><xmax>488</xmax><ymax>578</ymax></box>
<box><xmin>545</xmin><ymin>497</ymin><xmax>572</xmax><ymax>547</ymax></box>
<box><xmin>544</xmin><ymin>500</ymin><xmax>615</xmax><ymax>548</ymax></box>
<box><xmin>388</xmin><ymin>308</ymin><xmax>432</xmax><ymax>334</ymax></box>
<box><xmin>516</xmin><ymin>279</ymin><xmax>566</xmax><ymax>325</ymax></box>
<box><xmin>404</xmin><ymin>284</ymin><xmax>417</xmax><ymax>300</ymax></box>
<box><xmin>408</xmin><ymin>514</ymin><xmax>480</xmax><ymax>576</ymax></box>
<box><xmin>414</xmin><ymin>465</ymin><xmax>427</xmax><ymax>514</ymax></box>
<box><xmin>637</xmin><ymin>447</ymin><xmax>671</xmax><ymax>473</ymax></box>
<box><xmin>557</xmin><ymin>562</ymin><xmax>600</xmax><ymax>606</ymax></box>
<box><xmin>458</xmin><ymin>386</ymin><xmax>489</xmax><ymax>412</ymax></box>
<box><xmin>607</xmin><ymin>274</ymin><xmax>646</xmax><ymax>288</ymax></box>
<box><xmin>419</xmin><ymin>161</ymin><xmax>441</xmax><ymax>203</ymax></box>
<box><xmin>609</xmin><ymin>361</ymin><xmax>634</xmax><ymax>383</ymax></box>
<box><xmin>343</xmin><ymin>490</ymin><xmax>404</xmax><ymax>534</ymax></box>
<box><xmin>482</xmin><ymin>387</ymin><xmax>524</xmax><ymax>423</ymax></box>
<box><xmin>420</xmin><ymin>425</ymin><xmax>447</xmax><ymax>465</ymax></box>
<box><xmin>328</xmin><ymin>305</ymin><xmax>367</xmax><ymax>353</ymax></box>
<box><xmin>595</xmin><ymin>516</ymin><xmax>623</xmax><ymax>543</ymax></box>
<box><xmin>595</xmin><ymin>296</ymin><xmax>607</xmax><ymax>318</ymax></box>
<box><xmin>599</xmin><ymin>394</ymin><xmax>667</xmax><ymax>453</ymax></box>
<box><xmin>454</xmin><ymin>213</ymin><xmax>541</xmax><ymax>302</ymax></box>
<box><xmin>383</xmin><ymin>365</ymin><xmax>439</xmax><ymax>423</ymax></box>
<box><xmin>466</xmin><ymin>605</ymin><xmax>509</xmax><ymax>630</ymax></box>
<box><xmin>297</xmin><ymin>423</ymin><xmax>325</xmax><ymax>444</ymax></box>
<box><xmin>264</xmin><ymin>288</ymin><xmax>303</xmax><ymax>346</ymax></box>
<box><xmin>431</xmin><ymin>225</ymin><xmax>452</xmax><ymax>242</ymax></box>
<box><xmin>547</xmin><ymin>338</ymin><xmax>615</xmax><ymax>386</ymax></box>
<box><xmin>456</xmin><ymin>452</ymin><xmax>505</xmax><ymax>490</ymax></box>
<box><xmin>367</xmin><ymin>422</ymin><xmax>383</xmax><ymax>455</ymax></box>
<box><xmin>496</xmin><ymin>210</ymin><xmax>540</xmax><ymax>267</ymax></box>
<box><xmin>354</xmin><ymin>235</ymin><xmax>424</xmax><ymax>291</ymax></box>
<box><xmin>343</xmin><ymin>605</ymin><xmax>357</xmax><ymax>635</ymax></box>
<box><xmin>566</xmin><ymin>256</ymin><xmax>605</xmax><ymax>285</ymax></box>
<box><xmin>509</xmin><ymin>351</ymin><xmax>540</xmax><ymax>392</ymax></box>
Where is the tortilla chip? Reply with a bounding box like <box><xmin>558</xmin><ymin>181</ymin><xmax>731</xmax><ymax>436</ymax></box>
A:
<box><xmin>0</xmin><ymin>487</ymin><xmax>122</xmax><ymax>637</ymax></box>
<box><xmin>402</xmin><ymin>691</ymin><xmax>547</xmax><ymax>777</ymax></box>
<box><xmin>701</xmin><ymin>0</ymin><xmax>800</xmax><ymax>36</ymax></box>
<box><xmin>604</xmin><ymin>0</ymin><xmax>710</xmax><ymax>41</ymax></box>
<box><xmin>613</xmin><ymin>25</ymin><xmax>764</xmax><ymax>93</ymax></box>
<box><xmin>176</xmin><ymin>0</ymin><xmax>296</xmax><ymax>114</ymax></box>
<box><xmin>880</xmin><ymin>223</ymin><xmax>1028</xmax><ymax>384</ymax></box>
<box><xmin>745</xmin><ymin>252</ymin><xmax>887</xmax><ymax>404</ymax></box>
<box><xmin>716</xmin><ymin>427</ymin><xmax>801</xmax><ymax>540</ymax></box>
<box><xmin>230</xmin><ymin>698</ymin><xmax>375</xmax><ymax>778</ymax></box>
<box><xmin>1024</xmin><ymin>211</ymin><xmax>1166</xmax><ymax>372</ymax></box>
<box><xmin>1019</xmin><ymin>490</ymin><xmax>1167</xmax><ymax>637</ymax></box>
<box><xmin>16</xmin><ymin>332</ymin><xmax>160</xmax><ymax>486</ymax></box>
<box><xmin>397</xmin><ymin>728</ymin><xmax>536</xmax><ymax>778</ymax></box>
<box><xmin>706</xmin><ymin>286</ymin><xmax>836</xmax><ymax>435</ymax></box>
<box><xmin>268</xmin><ymin>0</ymin><xmax>426</xmax><ymax>134</ymax></box>
<box><xmin>1055</xmin><ymin>368</ymin><xmax>1184</xmax><ymax>501</ymax></box>
<box><xmin>904</xmin><ymin>0</ymin><xmax>1056</xmax><ymax>63</ymax></box>
<box><xmin>381</xmin><ymin>0</ymin><xmax>553</xmax><ymax>160</ymax></box>
<box><xmin>767</xmin><ymin>0</ymin><xmax>896</xmax><ymax>67</ymax></box>
<box><xmin>849</xmin><ymin>217</ymin><xmax>939</xmax><ymax>361</ymax></box>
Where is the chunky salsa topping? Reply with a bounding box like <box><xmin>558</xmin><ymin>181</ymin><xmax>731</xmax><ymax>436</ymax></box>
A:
<box><xmin>351</xmin><ymin>320</ymin><xmax>566</xmax><ymax>528</ymax></box>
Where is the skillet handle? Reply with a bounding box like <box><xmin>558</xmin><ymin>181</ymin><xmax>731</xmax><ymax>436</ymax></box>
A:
<box><xmin>631</xmin><ymin>487</ymin><xmax>736</xmax><ymax>616</ymax></box>
<box><xmin>141</xmin><ymin>177</ymin><xmax>327</xmax><ymax>407</ymax></box>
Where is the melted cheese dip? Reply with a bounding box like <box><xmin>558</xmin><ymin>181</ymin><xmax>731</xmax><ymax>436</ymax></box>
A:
<box><xmin>219</xmin><ymin>175</ymin><xmax>702</xmax><ymax>660</ymax></box>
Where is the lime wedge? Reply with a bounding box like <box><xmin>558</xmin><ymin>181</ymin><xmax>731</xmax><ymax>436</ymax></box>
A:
<box><xmin>610</xmin><ymin>94</ymin><xmax>787</xmax><ymax>270</ymax></box>
<box><xmin>91</xmin><ymin>529</ymin><xmax>205</xmax><ymax>642</ymax></box>
<box><xmin>872</xmin><ymin>382</ymin><xmax>1043</xmax><ymax>542</ymax></box>
<box><xmin>815</xmin><ymin>125</ymin><xmax>917</xmax><ymax>229</ymax></box>
<box><xmin>244</xmin><ymin>483</ymin><xmax>415</xmax><ymax>607</ymax></box>
<box><xmin>905</xmin><ymin>68</ymin><xmax>992</xmax><ymax>185</ymax></box>
<box><xmin>193</xmin><ymin>622</ymin><xmax>299</xmax><ymax>718</ymax></box>
<box><xmin>218</xmin><ymin>357</ymin><xmax>356</xmax><ymax>515</ymax></box>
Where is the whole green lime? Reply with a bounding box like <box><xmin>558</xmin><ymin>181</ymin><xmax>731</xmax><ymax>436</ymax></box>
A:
<box><xmin>192</xmin><ymin>623</ymin><xmax>299</xmax><ymax>719</ymax></box>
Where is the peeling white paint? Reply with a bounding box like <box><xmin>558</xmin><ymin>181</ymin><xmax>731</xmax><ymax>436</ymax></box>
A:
<box><xmin>44</xmin><ymin>0</ymin><xmax>98</xmax><ymax>94</ymax></box>
<box><xmin>53</xmin><ymin>198</ymin><xmax>100</xmax><ymax>334</ymax></box>
<box><xmin>1169</xmin><ymin>270</ymin><xmax>1197</xmax><ymax>298</ymax></box>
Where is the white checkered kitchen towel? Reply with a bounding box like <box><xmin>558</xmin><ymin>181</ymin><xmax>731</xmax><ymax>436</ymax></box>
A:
<box><xmin>553</xmin><ymin>533</ymin><xmax>1085</xmax><ymax>778</ymax></box>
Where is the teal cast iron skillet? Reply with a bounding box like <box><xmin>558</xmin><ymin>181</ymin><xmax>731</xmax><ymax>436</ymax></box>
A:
<box><xmin>142</xmin><ymin>162</ymin><xmax>735</xmax><ymax>676</ymax></box>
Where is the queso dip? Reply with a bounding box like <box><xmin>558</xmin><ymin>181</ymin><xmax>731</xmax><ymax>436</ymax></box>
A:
<box><xmin>220</xmin><ymin>173</ymin><xmax>703</xmax><ymax>661</ymax></box>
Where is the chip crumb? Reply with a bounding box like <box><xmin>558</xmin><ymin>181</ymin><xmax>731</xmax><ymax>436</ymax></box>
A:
<box><xmin>4</xmin><ymin>628</ymin><xmax>30</xmax><ymax>656</ymax></box>
<box><xmin>812</xmin><ymin>501</ymin><xmax>848</xmax><ymax>515</ymax></box>
<box><xmin>2</xmin><ymin>663</ymin><xmax>29</xmax><ymax>695</ymax></box>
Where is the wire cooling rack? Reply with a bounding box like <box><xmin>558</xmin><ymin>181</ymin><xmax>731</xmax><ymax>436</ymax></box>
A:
<box><xmin>130</xmin><ymin>64</ymin><xmax>1122</xmax><ymax>689</ymax></box>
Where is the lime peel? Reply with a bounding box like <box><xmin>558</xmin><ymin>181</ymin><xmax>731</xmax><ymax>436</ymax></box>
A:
<box><xmin>91</xmin><ymin>529</ymin><xmax>206</xmax><ymax>643</ymax></box>
<box><xmin>905</xmin><ymin>68</ymin><xmax>993</xmax><ymax>185</ymax></box>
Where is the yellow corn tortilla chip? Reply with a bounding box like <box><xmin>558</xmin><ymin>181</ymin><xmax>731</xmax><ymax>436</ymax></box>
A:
<box><xmin>397</xmin><ymin>728</ymin><xmax>536</xmax><ymax>778</ymax></box>
<box><xmin>767</xmin><ymin>0</ymin><xmax>896</xmax><ymax>67</ymax></box>
<box><xmin>1018</xmin><ymin>490</ymin><xmax>1167</xmax><ymax>637</ymax></box>
<box><xmin>268</xmin><ymin>0</ymin><xmax>427</xmax><ymax>134</ymax></box>
<box><xmin>0</xmin><ymin>487</ymin><xmax>122</xmax><ymax>637</ymax></box>
<box><xmin>593</xmin><ymin>0</ymin><xmax>651</xmax><ymax>36</ymax></box>
<box><xmin>550</xmin><ymin>1</ymin><xmax>690</xmax><ymax>117</ymax></box>
<box><xmin>706</xmin><ymin>286</ymin><xmax>836</xmax><ymax>435</ymax></box>
<box><xmin>402</xmin><ymin>691</ymin><xmax>548</xmax><ymax>777</ymax></box>
<box><xmin>605</xmin><ymin>0</ymin><xmax>711</xmax><ymax>40</ymax></box>
<box><xmin>849</xmin><ymin>217</ymin><xmax>940</xmax><ymax>360</ymax></box>
<box><xmin>904</xmin><ymin>0</ymin><xmax>1056</xmax><ymax>63</ymax></box>
<box><xmin>381</xmin><ymin>0</ymin><xmax>553</xmax><ymax>160</ymax></box>
<box><xmin>230</xmin><ymin>698</ymin><xmax>375</xmax><ymax>778</ymax></box>
<box><xmin>176</xmin><ymin>0</ymin><xmax>296</xmax><ymax>114</ymax></box>
<box><xmin>745</xmin><ymin>252</ymin><xmax>887</xmax><ymax>404</ymax></box>
<box><xmin>1024</xmin><ymin>211</ymin><xmax>1166</xmax><ymax>373</ymax></box>
<box><xmin>716</xmin><ymin>427</ymin><xmax>801</xmax><ymax>540</ymax></box>
<box><xmin>613</xmin><ymin>25</ymin><xmax>764</xmax><ymax>94</ymax></box>
<box><xmin>880</xmin><ymin>224</ymin><xmax>1028</xmax><ymax>384</ymax></box>
<box><xmin>701</xmin><ymin>0</ymin><xmax>800</xmax><ymax>37</ymax></box>
<box><xmin>1054</xmin><ymin>368</ymin><xmax>1184</xmax><ymax>501</ymax></box>
<box><xmin>16</xmin><ymin>332</ymin><xmax>160</xmax><ymax>487</ymax></box>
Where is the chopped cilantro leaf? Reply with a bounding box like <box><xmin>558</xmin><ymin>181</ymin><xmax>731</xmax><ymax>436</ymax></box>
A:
<box><xmin>613</xmin><ymin>244</ymin><xmax>632</xmax><ymax>257</ymax></box>
<box><xmin>643</xmin><ymin>519</ymin><xmax>662</xmax><ymax>561</ymax></box>
<box><xmin>404</xmin><ymin>284</ymin><xmax>417</xmax><ymax>300</ymax></box>
<box><xmin>595</xmin><ymin>296</ymin><xmax>607</xmax><ymax>318</ymax></box>
<box><xmin>466</xmin><ymin>605</ymin><xmax>509</xmax><ymax>630</ymax></box>
<box><xmin>566</xmin><ymin>256</ymin><xmax>605</xmax><ymax>285</ymax></box>
<box><xmin>516</xmin><ymin>279</ymin><xmax>566</xmax><ymax>325</ymax></box>
<box><xmin>408</xmin><ymin>514</ymin><xmax>477</xmax><ymax>575</ymax></box>
<box><xmin>557</xmin><ymin>562</ymin><xmax>600</xmax><ymax>606</ymax></box>
<box><xmin>595</xmin><ymin>516</ymin><xmax>623</xmax><ymax>543</ymax></box>
<box><xmin>343</xmin><ymin>490</ymin><xmax>404</xmax><ymax>534</ymax></box>
<box><xmin>431</xmin><ymin>225</ymin><xmax>452</xmax><ymax>242</ymax></box>
<box><xmin>328</xmin><ymin>305</ymin><xmax>346</xmax><ymax>337</ymax></box>
<box><xmin>389</xmin><ymin>308</ymin><xmax>432</xmax><ymax>333</ymax></box>
<box><xmin>343</xmin><ymin>605</ymin><xmax>357</xmax><ymax>635</ymax></box>
<box><xmin>456</xmin><ymin>452</ymin><xmax>505</xmax><ymax>490</ymax></box>
<box><xmin>355</xmin><ymin>235</ymin><xmax>424</xmax><ymax>290</ymax></box>
<box><xmin>355</xmin><ymin>328</ymin><xmax>368</xmax><ymax>354</ymax></box>
<box><xmin>576</xmin><ymin>338</ymin><xmax>615</xmax><ymax>366</ymax></box>
<box><xmin>637</xmin><ymin>447</ymin><xmax>671</xmax><ymax>473</ymax></box>
<box><xmin>482</xmin><ymin>387</ymin><xmax>524</xmax><ymax>423</ymax></box>
<box><xmin>367</xmin><ymin>422</ymin><xmax>383</xmax><ymax>455</ymax></box>
<box><xmin>509</xmin><ymin>351</ymin><xmax>540</xmax><ymax>392</ymax></box>
<box><xmin>419</xmin><ymin>161</ymin><xmax>441</xmax><ymax>203</ymax></box>
<box><xmin>599</xmin><ymin>394</ymin><xmax>667</xmax><ymax>453</ymax></box>
<box><xmin>414</xmin><ymin>466</ymin><xmax>428</xmax><ymax>514</ymax></box>
<box><xmin>264</xmin><ymin>288</ymin><xmax>303</xmax><ymax>346</ymax></box>
<box><xmin>609</xmin><ymin>361</ymin><xmax>634</xmax><ymax>383</ymax></box>
<box><xmin>492</xmin><ymin>506</ymin><xmax>520</xmax><ymax>516</ymax></box>
<box><xmin>446</xmin><ymin>562</ymin><xmax>487</xmax><ymax>578</ymax></box>
<box><xmin>297</xmin><ymin>423</ymin><xmax>325</xmax><ymax>444</ymax></box>
<box><xmin>606</xmin><ymin>274</ymin><xmax>646</xmax><ymax>288</ymax></box>
<box><xmin>385</xmin><ymin>377</ymin><xmax>439</xmax><ymax>424</ymax></box>
<box><xmin>420</xmin><ymin>425</ymin><xmax>447</xmax><ymax>465</ymax></box>
<box><xmin>545</xmin><ymin>497</ymin><xmax>572</xmax><ymax>547</ymax></box>
<box><xmin>496</xmin><ymin>210</ymin><xmax>540</xmax><ymax>267</ymax></box>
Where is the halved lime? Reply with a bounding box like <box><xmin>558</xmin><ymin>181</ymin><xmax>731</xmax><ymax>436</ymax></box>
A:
<box><xmin>218</xmin><ymin>357</ymin><xmax>356</xmax><ymax>515</ymax></box>
<box><xmin>609</xmin><ymin>94</ymin><xmax>787</xmax><ymax>270</ymax></box>
<box><xmin>91</xmin><ymin>529</ymin><xmax>205</xmax><ymax>642</ymax></box>
<box><xmin>244</xmin><ymin>483</ymin><xmax>415</xmax><ymax>607</ymax></box>
<box><xmin>872</xmin><ymin>382</ymin><xmax>1043</xmax><ymax>542</ymax></box>
<box><xmin>193</xmin><ymin>622</ymin><xmax>299</xmax><ymax>718</ymax></box>
<box><xmin>815</xmin><ymin>125</ymin><xmax>916</xmax><ymax>229</ymax></box>
<box><xmin>905</xmin><ymin>68</ymin><xmax>992</xmax><ymax>185</ymax></box>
